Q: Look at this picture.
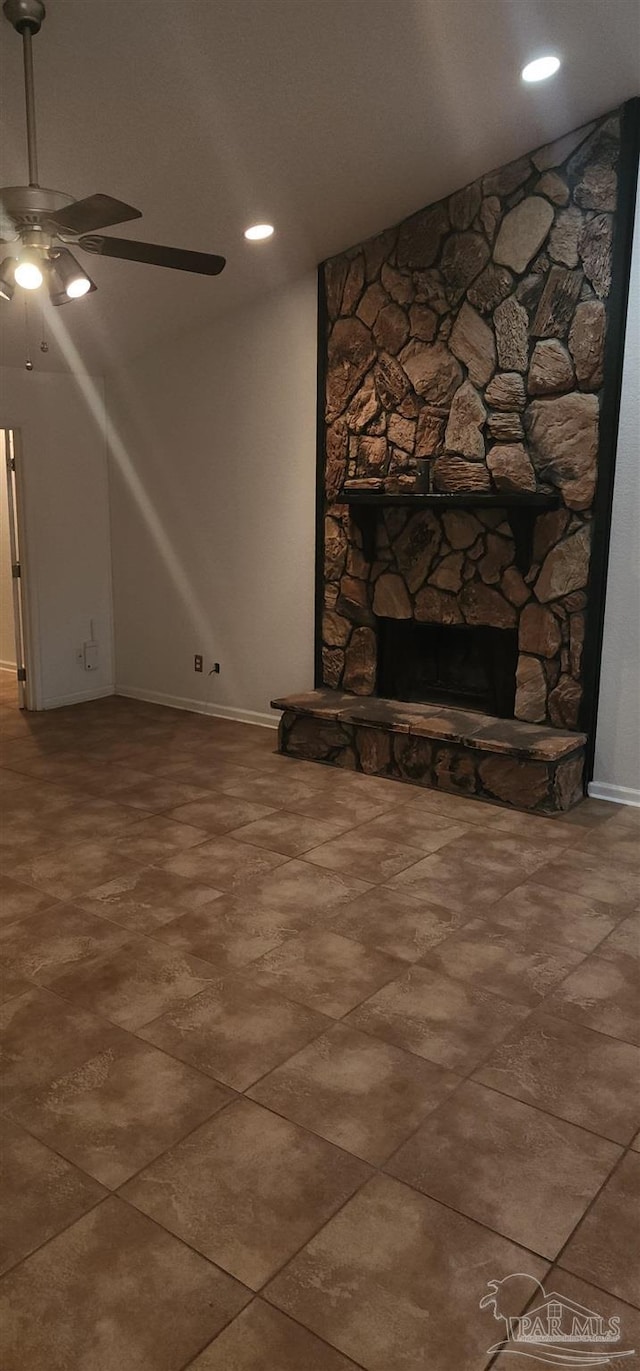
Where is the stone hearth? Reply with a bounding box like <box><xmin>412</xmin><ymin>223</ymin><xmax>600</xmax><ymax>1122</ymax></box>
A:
<box><xmin>272</xmin><ymin>690</ymin><xmax>586</xmax><ymax>815</ymax></box>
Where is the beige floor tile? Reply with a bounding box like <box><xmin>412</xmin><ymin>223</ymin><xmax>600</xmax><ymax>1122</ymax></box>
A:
<box><xmin>154</xmin><ymin>889</ymin><xmax>315</xmax><ymax>968</ymax></box>
<box><xmin>0</xmin><ymin>903</ymin><xmax>131</xmax><ymax>985</ymax></box>
<box><xmin>69</xmin><ymin>763</ymin><xmax>160</xmax><ymax>800</ymax></box>
<box><xmin>0</xmin><ymin>1196</ymin><xmax>250</xmax><ymax>1371</ymax></box>
<box><xmin>329</xmin><ymin>884</ymin><xmax>469</xmax><ymax>961</ymax></box>
<box><xmin>265</xmin><ymin>1174</ymin><xmax>548</xmax><ymax>1371</ymax></box>
<box><xmin>240</xmin><ymin>858</ymin><xmax>371</xmax><ymax>916</ymax></box>
<box><xmin>571</xmin><ymin>826</ymin><xmax>640</xmax><ymax>869</ymax></box>
<box><xmin>303</xmin><ymin>830</ymin><xmax>424</xmax><ymax>884</ymax></box>
<box><xmin>249</xmin><ymin>1022</ymin><xmax>459</xmax><ymax>1163</ymax></box>
<box><xmin>475</xmin><ymin>1012</ymin><xmax>640</xmax><ymax>1143</ymax></box>
<box><xmin>163</xmin><ymin>793</ymin><xmax>276</xmax><ymax>832</ymax></box>
<box><xmin>100</xmin><ymin>777</ymin><xmax>213</xmax><ymax>812</ymax></box>
<box><xmin>487</xmin><ymin>809</ymin><xmax>584</xmax><ymax>848</ymax></box>
<box><xmin>159</xmin><ymin>759</ymin><xmax>263</xmax><ymax>790</ymax></box>
<box><xmin>543</xmin><ymin>953</ymin><xmax>640</xmax><ymax>1045</ymax></box>
<box><xmin>560</xmin><ymin>1152</ymin><xmax>640</xmax><ymax>1307</ymax></box>
<box><xmin>342</xmin><ymin>807</ymin><xmax>469</xmax><ymax>855</ymax></box>
<box><xmin>251</xmin><ymin>929</ymin><xmax>404</xmax><ymax>1018</ymax></box>
<box><xmin>420</xmin><ymin>917</ymin><xmax>585</xmax><ymax>1007</ymax></box>
<box><xmin>160</xmin><ymin>835</ymin><xmax>289</xmax><ymax>891</ymax></box>
<box><xmin>281</xmin><ymin>787</ymin><xmax>401</xmax><ymax>828</ymax></box>
<box><xmin>597</xmin><ymin>908</ymin><xmax>640</xmax><ymax>968</ymax></box>
<box><xmin>387</xmin><ymin>1079</ymin><xmax>621</xmax><ymax>1257</ymax></box>
<box><xmin>402</xmin><ymin>788</ymin><xmax>508</xmax><ymax>826</ymax></box>
<box><xmin>221</xmin><ymin>773</ymin><xmax>328</xmax><ymax>807</ymax></box>
<box><xmin>0</xmin><ymin>987</ymin><xmax>126</xmax><ymax>1104</ymax></box>
<box><xmin>77</xmin><ymin>865</ymin><xmax>223</xmax><ymax>933</ymax></box>
<box><xmin>0</xmin><ymin>1117</ymin><xmax>105</xmax><ymax>1275</ymax></box>
<box><xmin>8</xmin><ymin>1034</ymin><xmax>231</xmax><ymax>1188</ymax></box>
<box><xmin>306</xmin><ymin>771</ymin><xmax>408</xmax><ymax>806</ymax></box>
<box><xmin>552</xmin><ymin>797</ymin><xmax>628</xmax><ymax>829</ymax></box>
<box><xmin>48</xmin><ymin>936</ymin><xmax>218</xmax><ymax>1029</ymax></box>
<box><xmin>347</xmin><ymin>963</ymin><xmax>529</xmax><ymax>1071</ymax></box>
<box><xmin>230</xmin><ymin>752</ymin><xmax>329</xmax><ymax>783</ymax></box>
<box><xmin>0</xmin><ymin>874</ymin><xmax>60</xmax><ymax>925</ymax></box>
<box><xmin>121</xmin><ymin>1098</ymin><xmax>370</xmax><ymax>1289</ymax></box>
<box><xmin>38</xmin><ymin>796</ymin><xmax>145</xmax><ymax>843</ymax></box>
<box><xmin>139</xmin><ymin>973</ymin><xmax>330</xmax><ymax>1090</ymax></box>
<box><xmin>106</xmin><ymin>814</ymin><xmax>210</xmax><ymax>864</ymax></box>
<box><xmin>8</xmin><ymin>839</ymin><xmax>143</xmax><ymax>901</ymax></box>
<box><xmin>487</xmin><ymin>881</ymin><xmax>622</xmax><ymax>953</ymax></box>
<box><xmin>533</xmin><ymin>850</ymin><xmax>639</xmax><ymax>909</ymax></box>
<box><xmin>229</xmin><ymin>811</ymin><xmax>347</xmax><ymax>857</ymax></box>
<box><xmin>0</xmin><ymin>964</ymin><xmax>36</xmax><ymax>1003</ymax></box>
<box><xmin>188</xmin><ymin>1299</ymin><xmax>361</xmax><ymax>1370</ymax></box>
<box><xmin>387</xmin><ymin>837</ymin><xmax>545</xmax><ymax>910</ymax></box>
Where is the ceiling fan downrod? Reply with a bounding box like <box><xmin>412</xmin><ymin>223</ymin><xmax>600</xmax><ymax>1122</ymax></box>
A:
<box><xmin>3</xmin><ymin>0</ymin><xmax>46</xmax><ymax>188</ymax></box>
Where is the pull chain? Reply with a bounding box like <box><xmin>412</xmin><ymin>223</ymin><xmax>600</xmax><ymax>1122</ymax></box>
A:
<box><xmin>24</xmin><ymin>295</ymin><xmax>33</xmax><ymax>370</ymax></box>
<box><xmin>40</xmin><ymin>294</ymin><xmax>48</xmax><ymax>353</ymax></box>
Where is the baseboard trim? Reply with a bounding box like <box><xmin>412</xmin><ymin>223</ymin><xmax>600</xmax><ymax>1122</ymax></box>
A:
<box><xmin>43</xmin><ymin>685</ymin><xmax>115</xmax><ymax>710</ymax></box>
<box><xmin>588</xmin><ymin>780</ymin><xmax>640</xmax><ymax>808</ymax></box>
<box><xmin>114</xmin><ymin>684</ymin><xmax>278</xmax><ymax>730</ymax></box>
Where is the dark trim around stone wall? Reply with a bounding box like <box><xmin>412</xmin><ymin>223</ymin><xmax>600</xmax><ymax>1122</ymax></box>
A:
<box><xmin>314</xmin><ymin>262</ymin><xmax>328</xmax><ymax>687</ymax></box>
<box><xmin>581</xmin><ymin>95</ymin><xmax>640</xmax><ymax>781</ymax></box>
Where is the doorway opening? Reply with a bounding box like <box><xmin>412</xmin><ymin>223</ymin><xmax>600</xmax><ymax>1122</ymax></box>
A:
<box><xmin>1</xmin><ymin>429</ymin><xmax>33</xmax><ymax>710</ymax></box>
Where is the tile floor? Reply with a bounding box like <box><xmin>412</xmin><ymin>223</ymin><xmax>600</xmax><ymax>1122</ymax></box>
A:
<box><xmin>0</xmin><ymin>669</ymin><xmax>638</xmax><ymax>1370</ymax></box>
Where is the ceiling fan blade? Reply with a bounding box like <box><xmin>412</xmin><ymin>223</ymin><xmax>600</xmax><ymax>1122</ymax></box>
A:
<box><xmin>47</xmin><ymin>194</ymin><xmax>142</xmax><ymax>235</ymax></box>
<box><xmin>78</xmin><ymin>235</ymin><xmax>226</xmax><ymax>276</ymax></box>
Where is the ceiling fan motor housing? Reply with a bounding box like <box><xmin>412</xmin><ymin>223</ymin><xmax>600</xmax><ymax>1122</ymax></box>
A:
<box><xmin>3</xmin><ymin>0</ymin><xmax>45</xmax><ymax>35</ymax></box>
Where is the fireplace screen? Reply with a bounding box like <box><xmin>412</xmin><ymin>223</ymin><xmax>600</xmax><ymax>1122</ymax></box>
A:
<box><xmin>377</xmin><ymin>618</ymin><xmax>518</xmax><ymax>718</ymax></box>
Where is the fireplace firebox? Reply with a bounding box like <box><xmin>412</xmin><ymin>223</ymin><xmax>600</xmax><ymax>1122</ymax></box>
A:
<box><xmin>377</xmin><ymin>618</ymin><xmax>518</xmax><ymax>718</ymax></box>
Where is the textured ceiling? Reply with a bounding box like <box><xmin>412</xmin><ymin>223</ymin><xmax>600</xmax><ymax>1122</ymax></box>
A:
<box><xmin>0</xmin><ymin>0</ymin><xmax>638</xmax><ymax>372</ymax></box>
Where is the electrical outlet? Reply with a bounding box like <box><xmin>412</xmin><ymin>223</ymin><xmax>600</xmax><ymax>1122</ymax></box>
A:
<box><xmin>194</xmin><ymin>654</ymin><xmax>203</xmax><ymax>673</ymax></box>
<box><xmin>83</xmin><ymin>641</ymin><xmax>99</xmax><ymax>672</ymax></box>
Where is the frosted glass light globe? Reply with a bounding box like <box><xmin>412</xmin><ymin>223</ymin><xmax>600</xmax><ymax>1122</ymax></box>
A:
<box><xmin>66</xmin><ymin>275</ymin><xmax>91</xmax><ymax>298</ymax></box>
<box><xmin>15</xmin><ymin>257</ymin><xmax>43</xmax><ymax>290</ymax></box>
<box><xmin>244</xmin><ymin>223</ymin><xmax>274</xmax><ymax>241</ymax></box>
<box><xmin>522</xmin><ymin>55</ymin><xmax>561</xmax><ymax>83</ymax></box>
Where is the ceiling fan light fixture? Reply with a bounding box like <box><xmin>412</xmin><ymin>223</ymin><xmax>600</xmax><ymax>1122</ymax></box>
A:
<box><xmin>51</xmin><ymin>247</ymin><xmax>92</xmax><ymax>298</ymax></box>
<box><xmin>0</xmin><ymin>257</ymin><xmax>16</xmax><ymax>301</ymax></box>
<box><xmin>244</xmin><ymin>223</ymin><xmax>274</xmax><ymax>241</ymax></box>
<box><xmin>521</xmin><ymin>54</ymin><xmax>561</xmax><ymax>83</ymax></box>
<box><xmin>14</xmin><ymin>248</ymin><xmax>43</xmax><ymax>290</ymax></box>
<box><xmin>48</xmin><ymin>249</ymin><xmax>96</xmax><ymax>305</ymax></box>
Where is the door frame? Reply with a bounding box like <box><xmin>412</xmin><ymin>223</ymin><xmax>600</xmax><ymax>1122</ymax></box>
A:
<box><xmin>2</xmin><ymin>427</ymin><xmax>41</xmax><ymax>711</ymax></box>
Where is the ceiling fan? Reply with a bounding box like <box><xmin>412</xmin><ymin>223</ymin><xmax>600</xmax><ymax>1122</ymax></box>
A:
<box><xmin>0</xmin><ymin>0</ymin><xmax>226</xmax><ymax>306</ymax></box>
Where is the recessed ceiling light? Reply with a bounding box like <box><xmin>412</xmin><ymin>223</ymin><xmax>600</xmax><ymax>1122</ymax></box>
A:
<box><xmin>521</xmin><ymin>55</ymin><xmax>561</xmax><ymax>83</ymax></box>
<box><xmin>244</xmin><ymin>223</ymin><xmax>275</xmax><ymax>241</ymax></box>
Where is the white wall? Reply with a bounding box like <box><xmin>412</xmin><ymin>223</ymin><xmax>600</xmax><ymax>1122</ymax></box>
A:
<box><xmin>592</xmin><ymin>170</ymin><xmax>640</xmax><ymax>804</ymax></box>
<box><xmin>107</xmin><ymin>275</ymin><xmax>317</xmax><ymax>724</ymax></box>
<box><xmin>0</xmin><ymin>432</ymin><xmax>16</xmax><ymax>670</ymax></box>
<box><xmin>0</xmin><ymin>366</ymin><xmax>114</xmax><ymax>708</ymax></box>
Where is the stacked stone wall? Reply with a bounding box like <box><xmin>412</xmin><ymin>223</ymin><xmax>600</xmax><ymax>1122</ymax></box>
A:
<box><xmin>321</xmin><ymin>113</ymin><xmax>620</xmax><ymax>728</ymax></box>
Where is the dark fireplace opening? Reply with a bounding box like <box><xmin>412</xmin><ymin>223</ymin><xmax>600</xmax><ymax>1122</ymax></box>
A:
<box><xmin>377</xmin><ymin>618</ymin><xmax>518</xmax><ymax>718</ymax></box>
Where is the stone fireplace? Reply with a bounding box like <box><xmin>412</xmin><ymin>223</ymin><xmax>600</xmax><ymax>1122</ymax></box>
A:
<box><xmin>273</xmin><ymin>103</ymin><xmax>638</xmax><ymax>813</ymax></box>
